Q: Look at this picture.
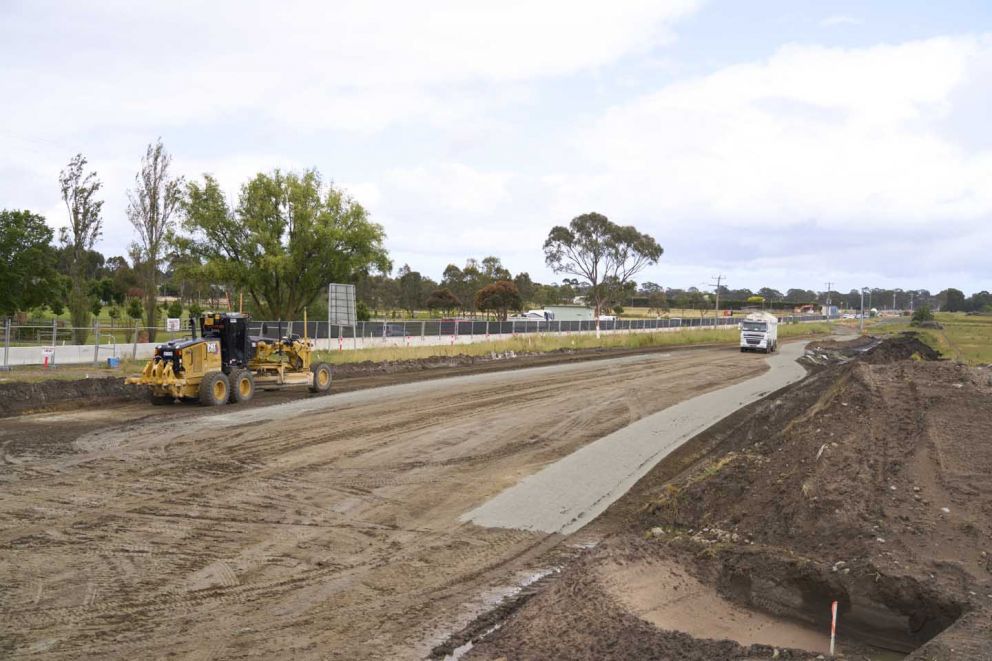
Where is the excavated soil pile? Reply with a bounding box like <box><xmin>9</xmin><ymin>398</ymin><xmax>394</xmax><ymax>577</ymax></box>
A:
<box><xmin>0</xmin><ymin>377</ymin><xmax>143</xmax><ymax>418</ymax></box>
<box><xmin>465</xmin><ymin>338</ymin><xmax>992</xmax><ymax>660</ymax></box>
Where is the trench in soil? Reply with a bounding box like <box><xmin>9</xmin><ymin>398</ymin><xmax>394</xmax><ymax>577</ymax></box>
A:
<box><xmin>438</xmin><ymin>545</ymin><xmax>962</xmax><ymax>660</ymax></box>
<box><xmin>616</xmin><ymin>548</ymin><xmax>962</xmax><ymax>659</ymax></box>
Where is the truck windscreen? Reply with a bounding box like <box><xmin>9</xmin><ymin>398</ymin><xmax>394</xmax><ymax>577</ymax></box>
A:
<box><xmin>742</xmin><ymin>321</ymin><xmax>767</xmax><ymax>332</ymax></box>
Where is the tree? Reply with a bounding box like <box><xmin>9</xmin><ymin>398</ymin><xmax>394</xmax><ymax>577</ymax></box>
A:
<box><xmin>758</xmin><ymin>287</ymin><xmax>784</xmax><ymax>302</ymax></box>
<box><xmin>425</xmin><ymin>288</ymin><xmax>462</xmax><ymax>316</ymax></box>
<box><xmin>544</xmin><ymin>212</ymin><xmax>662</xmax><ymax>335</ymax></box>
<box><xmin>126</xmin><ymin>297</ymin><xmax>144</xmax><ymax>322</ymax></box>
<box><xmin>938</xmin><ymin>288</ymin><xmax>966</xmax><ymax>313</ymax></box>
<box><xmin>746</xmin><ymin>295</ymin><xmax>765</xmax><ymax>306</ymax></box>
<box><xmin>475</xmin><ymin>280</ymin><xmax>522</xmax><ymax>320</ymax></box>
<box><xmin>396</xmin><ymin>264</ymin><xmax>423</xmax><ymax>315</ymax></box>
<box><xmin>59</xmin><ymin>154</ymin><xmax>104</xmax><ymax>342</ymax></box>
<box><xmin>0</xmin><ymin>210</ymin><xmax>61</xmax><ymax>317</ymax></box>
<box><xmin>128</xmin><ymin>139</ymin><xmax>183</xmax><ymax>341</ymax></box>
<box><xmin>513</xmin><ymin>272</ymin><xmax>535</xmax><ymax>305</ymax></box>
<box><xmin>181</xmin><ymin>169</ymin><xmax>391</xmax><ymax>319</ymax></box>
<box><xmin>107</xmin><ymin>305</ymin><xmax>121</xmax><ymax>328</ymax></box>
<box><xmin>481</xmin><ymin>256</ymin><xmax>511</xmax><ymax>281</ymax></box>
<box><xmin>166</xmin><ymin>299</ymin><xmax>183</xmax><ymax>319</ymax></box>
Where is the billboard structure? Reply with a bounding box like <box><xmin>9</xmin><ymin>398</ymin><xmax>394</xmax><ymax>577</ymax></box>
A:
<box><xmin>328</xmin><ymin>283</ymin><xmax>357</xmax><ymax>347</ymax></box>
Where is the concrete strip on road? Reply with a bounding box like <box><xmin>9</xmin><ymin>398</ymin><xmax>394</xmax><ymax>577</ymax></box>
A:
<box><xmin>462</xmin><ymin>341</ymin><xmax>810</xmax><ymax>535</ymax></box>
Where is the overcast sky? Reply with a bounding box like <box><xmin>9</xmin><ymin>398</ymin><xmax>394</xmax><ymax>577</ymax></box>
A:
<box><xmin>2</xmin><ymin>0</ymin><xmax>991</xmax><ymax>294</ymax></box>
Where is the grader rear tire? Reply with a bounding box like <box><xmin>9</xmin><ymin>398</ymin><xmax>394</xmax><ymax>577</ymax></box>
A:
<box><xmin>309</xmin><ymin>362</ymin><xmax>332</xmax><ymax>394</ymax></box>
<box><xmin>199</xmin><ymin>371</ymin><xmax>230</xmax><ymax>406</ymax></box>
<box><xmin>229</xmin><ymin>370</ymin><xmax>255</xmax><ymax>404</ymax></box>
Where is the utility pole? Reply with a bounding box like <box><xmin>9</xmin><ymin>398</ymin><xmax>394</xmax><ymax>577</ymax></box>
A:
<box><xmin>710</xmin><ymin>275</ymin><xmax>725</xmax><ymax>321</ymax></box>
<box><xmin>824</xmin><ymin>282</ymin><xmax>833</xmax><ymax>307</ymax></box>
<box><xmin>860</xmin><ymin>287</ymin><xmax>867</xmax><ymax>333</ymax></box>
<box><xmin>892</xmin><ymin>291</ymin><xmax>897</xmax><ymax>311</ymax></box>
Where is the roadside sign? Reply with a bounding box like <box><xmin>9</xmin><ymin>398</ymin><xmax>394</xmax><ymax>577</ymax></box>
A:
<box><xmin>166</xmin><ymin>318</ymin><xmax>181</xmax><ymax>332</ymax></box>
<box><xmin>328</xmin><ymin>284</ymin><xmax>357</xmax><ymax>326</ymax></box>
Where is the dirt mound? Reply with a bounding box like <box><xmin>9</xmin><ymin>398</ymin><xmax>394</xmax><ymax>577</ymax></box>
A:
<box><xmin>465</xmin><ymin>337</ymin><xmax>992</xmax><ymax>660</ymax></box>
<box><xmin>863</xmin><ymin>331</ymin><xmax>940</xmax><ymax>363</ymax></box>
<box><xmin>0</xmin><ymin>377</ymin><xmax>143</xmax><ymax>418</ymax></box>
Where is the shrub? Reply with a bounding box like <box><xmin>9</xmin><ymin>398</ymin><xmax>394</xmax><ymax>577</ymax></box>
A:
<box><xmin>911</xmin><ymin>305</ymin><xmax>934</xmax><ymax>326</ymax></box>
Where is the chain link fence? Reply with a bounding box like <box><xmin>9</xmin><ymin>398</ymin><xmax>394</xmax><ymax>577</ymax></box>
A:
<box><xmin>1</xmin><ymin>314</ymin><xmax>833</xmax><ymax>368</ymax></box>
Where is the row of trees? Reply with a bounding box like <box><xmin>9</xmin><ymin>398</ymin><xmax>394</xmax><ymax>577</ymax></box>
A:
<box><xmin>3</xmin><ymin>138</ymin><xmax>987</xmax><ymax>337</ymax></box>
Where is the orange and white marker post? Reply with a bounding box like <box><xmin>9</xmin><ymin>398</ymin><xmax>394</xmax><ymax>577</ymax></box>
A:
<box><xmin>829</xmin><ymin>600</ymin><xmax>838</xmax><ymax>655</ymax></box>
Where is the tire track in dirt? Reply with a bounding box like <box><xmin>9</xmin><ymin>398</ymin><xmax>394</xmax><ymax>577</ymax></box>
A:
<box><xmin>0</xmin><ymin>346</ymin><xmax>770</xmax><ymax>660</ymax></box>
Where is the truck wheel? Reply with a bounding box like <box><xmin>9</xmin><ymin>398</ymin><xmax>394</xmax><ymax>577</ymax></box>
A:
<box><xmin>200</xmin><ymin>371</ymin><xmax>230</xmax><ymax>406</ymax></box>
<box><xmin>309</xmin><ymin>362</ymin><xmax>332</xmax><ymax>394</ymax></box>
<box><xmin>229</xmin><ymin>370</ymin><xmax>255</xmax><ymax>404</ymax></box>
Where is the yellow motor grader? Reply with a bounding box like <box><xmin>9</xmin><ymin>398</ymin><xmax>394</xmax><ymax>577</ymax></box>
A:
<box><xmin>125</xmin><ymin>312</ymin><xmax>332</xmax><ymax>406</ymax></box>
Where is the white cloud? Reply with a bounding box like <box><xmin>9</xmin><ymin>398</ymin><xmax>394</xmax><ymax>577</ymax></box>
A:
<box><xmin>819</xmin><ymin>15</ymin><xmax>863</xmax><ymax>28</ymax></box>
<box><xmin>0</xmin><ymin>0</ymin><xmax>700</xmax><ymax>135</ymax></box>
<box><xmin>557</xmin><ymin>35</ymin><xmax>992</xmax><ymax>233</ymax></box>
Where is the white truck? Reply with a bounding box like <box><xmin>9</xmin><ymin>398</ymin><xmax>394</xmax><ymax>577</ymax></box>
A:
<box><xmin>740</xmin><ymin>311</ymin><xmax>778</xmax><ymax>353</ymax></box>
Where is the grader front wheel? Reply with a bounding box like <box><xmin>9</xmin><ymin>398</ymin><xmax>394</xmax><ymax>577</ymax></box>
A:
<box><xmin>309</xmin><ymin>362</ymin><xmax>332</xmax><ymax>394</ymax></box>
<box><xmin>200</xmin><ymin>371</ymin><xmax>230</xmax><ymax>406</ymax></box>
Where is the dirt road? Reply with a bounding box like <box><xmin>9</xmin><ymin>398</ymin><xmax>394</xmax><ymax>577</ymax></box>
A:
<box><xmin>1</xmin><ymin>346</ymin><xmax>768</xmax><ymax>660</ymax></box>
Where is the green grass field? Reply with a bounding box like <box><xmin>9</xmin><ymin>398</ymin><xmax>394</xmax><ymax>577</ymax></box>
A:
<box><xmin>867</xmin><ymin>313</ymin><xmax>992</xmax><ymax>365</ymax></box>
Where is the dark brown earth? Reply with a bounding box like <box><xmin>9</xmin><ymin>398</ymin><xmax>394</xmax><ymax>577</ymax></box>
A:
<box><xmin>463</xmin><ymin>336</ymin><xmax>992</xmax><ymax>660</ymax></box>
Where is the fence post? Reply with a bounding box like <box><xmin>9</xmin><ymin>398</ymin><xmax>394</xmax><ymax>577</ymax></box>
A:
<box><xmin>132</xmin><ymin>321</ymin><xmax>140</xmax><ymax>360</ymax></box>
<box><xmin>92</xmin><ymin>319</ymin><xmax>100</xmax><ymax>365</ymax></box>
<box><xmin>421</xmin><ymin>321</ymin><xmax>425</xmax><ymax>341</ymax></box>
<box><xmin>1</xmin><ymin>317</ymin><xmax>10</xmax><ymax>371</ymax></box>
<box><xmin>51</xmin><ymin>318</ymin><xmax>58</xmax><ymax>367</ymax></box>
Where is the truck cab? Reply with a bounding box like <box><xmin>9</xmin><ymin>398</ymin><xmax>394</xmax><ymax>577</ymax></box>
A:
<box><xmin>740</xmin><ymin>312</ymin><xmax>778</xmax><ymax>353</ymax></box>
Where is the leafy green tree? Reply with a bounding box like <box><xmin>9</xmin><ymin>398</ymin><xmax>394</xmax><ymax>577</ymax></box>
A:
<box><xmin>475</xmin><ymin>280</ymin><xmax>523</xmax><ymax>320</ymax></box>
<box><xmin>108</xmin><ymin>305</ymin><xmax>121</xmax><ymax>328</ymax></box>
<box><xmin>90</xmin><ymin>298</ymin><xmax>102</xmax><ymax>317</ymax></box>
<box><xmin>356</xmin><ymin>300</ymin><xmax>371</xmax><ymax>322</ymax></box>
<box><xmin>181</xmin><ymin>170</ymin><xmax>390</xmax><ymax>319</ymax></box>
<box><xmin>0</xmin><ymin>210</ymin><xmax>61</xmax><ymax>317</ymax></box>
<box><xmin>426</xmin><ymin>288</ymin><xmax>462</xmax><ymax>316</ymax></box>
<box><xmin>513</xmin><ymin>272</ymin><xmax>535</xmax><ymax>305</ymax></box>
<box><xmin>544</xmin><ymin>212</ymin><xmax>662</xmax><ymax>332</ymax></box>
<box><xmin>939</xmin><ymin>288</ymin><xmax>966</xmax><ymax>312</ymax></box>
<box><xmin>59</xmin><ymin>154</ymin><xmax>104</xmax><ymax>342</ymax></box>
<box><xmin>758</xmin><ymin>287</ymin><xmax>784</xmax><ymax>302</ymax></box>
<box><xmin>166</xmin><ymin>299</ymin><xmax>183</xmax><ymax>319</ymax></box>
<box><xmin>128</xmin><ymin>139</ymin><xmax>183</xmax><ymax>341</ymax></box>
<box><xmin>126</xmin><ymin>297</ymin><xmax>144</xmax><ymax>321</ymax></box>
<box><xmin>481</xmin><ymin>256</ymin><xmax>511</xmax><ymax>281</ymax></box>
<box><xmin>188</xmin><ymin>301</ymin><xmax>203</xmax><ymax>319</ymax></box>
<box><xmin>397</xmin><ymin>264</ymin><xmax>423</xmax><ymax>315</ymax></box>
